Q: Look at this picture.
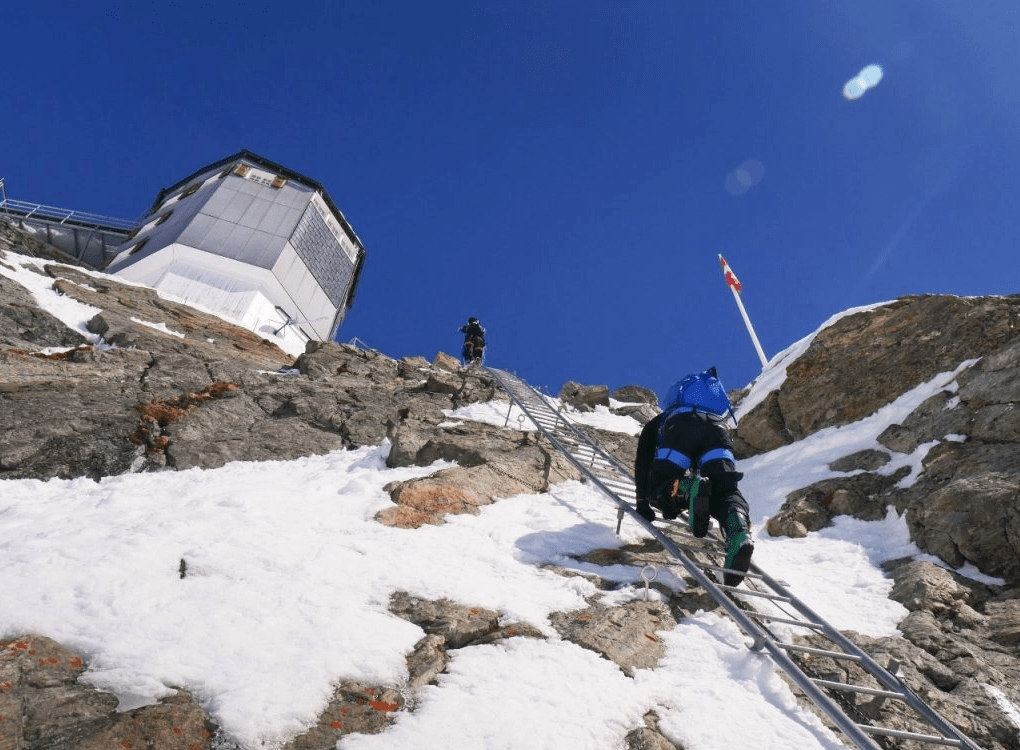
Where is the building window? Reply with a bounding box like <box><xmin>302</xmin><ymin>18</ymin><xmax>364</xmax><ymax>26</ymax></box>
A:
<box><xmin>271</xmin><ymin>176</ymin><xmax>287</xmax><ymax>189</ymax></box>
<box><xmin>233</xmin><ymin>164</ymin><xmax>251</xmax><ymax>177</ymax></box>
<box><xmin>290</xmin><ymin>204</ymin><xmax>356</xmax><ymax>308</ymax></box>
<box><xmin>155</xmin><ymin>210</ymin><xmax>173</xmax><ymax>226</ymax></box>
<box><xmin>128</xmin><ymin>238</ymin><xmax>149</xmax><ymax>256</ymax></box>
<box><xmin>180</xmin><ymin>182</ymin><xmax>202</xmax><ymax>199</ymax></box>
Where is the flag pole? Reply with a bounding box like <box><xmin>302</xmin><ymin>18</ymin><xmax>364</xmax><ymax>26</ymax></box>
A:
<box><xmin>718</xmin><ymin>254</ymin><xmax>769</xmax><ymax>368</ymax></box>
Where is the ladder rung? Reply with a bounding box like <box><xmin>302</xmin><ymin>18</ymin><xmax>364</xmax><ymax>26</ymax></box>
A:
<box><xmin>858</xmin><ymin>724</ymin><xmax>963</xmax><ymax>746</ymax></box>
<box><xmin>656</xmin><ymin>519</ymin><xmax>718</xmax><ymax>540</ymax></box>
<box><xmin>747</xmin><ymin>611</ymin><xmax>827</xmax><ymax>631</ymax></box>
<box><xmin>774</xmin><ymin>642</ymin><xmax>863</xmax><ymax>663</ymax></box>
<box><xmin>714</xmin><ymin>584</ymin><xmax>791</xmax><ymax>603</ymax></box>
<box><xmin>812</xmin><ymin>679</ymin><xmax>904</xmax><ymax>700</ymax></box>
<box><xmin>697</xmin><ymin>561</ymin><xmax>765</xmax><ymax>581</ymax></box>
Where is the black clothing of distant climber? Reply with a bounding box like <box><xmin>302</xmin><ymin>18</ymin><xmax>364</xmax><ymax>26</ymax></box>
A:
<box><xmin>633</xmin><ymin>367</ymin><xmax>755</xmax><ymax>586</ymax></box>
<box><xmin>459</xmin><ymin>317</ymin><xmax>486</xmax><ymax>364</ymax></box>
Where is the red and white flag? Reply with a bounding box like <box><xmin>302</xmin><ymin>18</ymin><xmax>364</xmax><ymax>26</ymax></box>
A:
<box><xmin>719</xmin><ymin>254</ymin><xmax>742</xmax><ymax>294</ymax></box>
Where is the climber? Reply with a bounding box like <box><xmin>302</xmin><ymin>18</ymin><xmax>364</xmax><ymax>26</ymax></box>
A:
<box><xmin>633</xmin><ymin>367</ymin><xmax>754</xmax><ymax>586</ymax></box>
<box><xmin>459</xmin><ymin>317</ymin><xmax>486</xmax><ymax>365</ymax></box>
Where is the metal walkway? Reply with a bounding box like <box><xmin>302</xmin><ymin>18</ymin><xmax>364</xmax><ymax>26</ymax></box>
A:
<box><xmin>0</xmin><ymin>189</ymin><xmax>135</xmax><ymax>268</ymax></box>
<box><xmin>484</xmin><ymin>366</ymin><xmax>982</xmax><ymax>750</ymax></box>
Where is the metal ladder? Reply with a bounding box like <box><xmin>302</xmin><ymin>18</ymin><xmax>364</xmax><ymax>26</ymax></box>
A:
<box><xmin>484</xmin><ymin>366</ymin><xmax>982</xmax><ymax>750</ymax></box>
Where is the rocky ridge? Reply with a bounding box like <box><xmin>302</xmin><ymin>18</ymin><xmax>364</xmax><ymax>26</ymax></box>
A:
<box><xmin>1</xmin><ymin>223</ymin><xmax>1019</xmax><ymax>749</ymax></box>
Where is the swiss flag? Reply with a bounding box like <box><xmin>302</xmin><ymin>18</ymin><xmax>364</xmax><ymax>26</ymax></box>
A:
<box><xmin>719</xmin><ymin>254</ymin><xmax>742</xmax><ymax>294</ymax></box>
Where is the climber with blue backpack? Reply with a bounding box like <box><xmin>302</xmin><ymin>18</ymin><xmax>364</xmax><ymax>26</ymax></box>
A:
<box><xmin>633</xmin><ymin>367</ymin><xmax>755</xmax><ymax>586</ymax></box>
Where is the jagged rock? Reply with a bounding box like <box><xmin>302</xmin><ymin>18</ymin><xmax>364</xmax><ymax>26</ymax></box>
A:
<box><xmin>73</xmin><ymin>692</ymin><xmax>216</xmax><ymax>750</ymax></box>
<box><xmin>380</xmin><ymin>476</ymin><xmax>495</xmax><ymax>527</ymax></box>
<box><xmin>985</xmin><ymin>599</ymin><xmax>1020</xmax><ymax>648</ymax></box>
<box><xmin>0</xmin><ymin>254</ymin><xmax>501</xmax><ymax>479</ymax></box>
<box><xmin>571</xmin><ymin>421</ymin><xmax>640</xmax><ymax>468</ymax></box>
<box><xmin>889</xmin><ymin>560</ymin><xmax>973</xmax><ymax>614</ymax></box>
<box><xmin>404</xmin><ymin>634</ymin><xmax>448</xmax><ymax>691</ymax></box>
<box><xmin>281</xmin><ymin>596</ymin><xmax>546</xmax><ymax>748</ymax></box>
<box><xmin>0</xmin><ymin>634</ymin><xmax>215</xmax><ymax>750</ymax></box>
<box><xmin>389</xmin><ymin>592</ymin><xmax>542</xmax><ymax>654</ymax></box>
<box><xmin>432</xmin><ymin>351</ymin><xmax>461</xmax><ymax>371</ymax></box>
<box><xmin>0</xmin><ymin>272</ymin><xmax>87</xmax><ymax>350</ymax></box>
<box><xmin>900</xmin><ymin>441</ymin><xmax>1020</xmax><ymax>584</ymax></box>
<box><xmin>612</xmin><ymin>385</ymin><xmax>659</xmax><ymax>405</ymax></box>
<box><xmin>389</xmin><ymin>592</ymin><xmax>501</xmax><ymax>648</ymax></box>
<box><xmin>558</xmin><ymin>379</ymin><xmax>610</xmax><ymax>411</ymax></box>
<box><xmin>828</xmin><ymin>449</ymin><xmax>890</xmax><ymax>472</ymax></box>
<box><xmin>381</xmin><ymin>421</ymin><xmax>581</xmax><ymax>526</ymax></box>
<box><xmin>379</xmin><ymin>447</ymin><xmax>578</xmax><ymax>527</ymax></box>
<box><xmin>765</xmin><ymin>514</ymin><xmax>809</xmax><ymax>538</ymax></box>
<box><xmin>549</xmin><ymin>600</ymin><xmax>676</xmax><ymax>675</ymax></box>
<box><xmin>877</xmin><ymin>422</ymin><xmax>920</xmax><ymax>454</ymax></box>
<box><xmin>0</xmin><ymin>346</ymin><xmax>155</xmax><ymax>480</ymax></box>
<box><xmin>736</xmin><ymin>294</ymin><xmax>1020</xmax><ymax>453</ymax></box>
<box><xmin>611</xmin><ymin>401</ymin><xmax>660</xmax><ymax>425</ymax></box>
<box><xmin>766</xmin><ymin>469</ymin><xmax>908</xmax><ymax>535</ymax></box>
<box><xmin>626</xmin><ymin>719</ymin><xmax>684</xmax><ymax>750</ymax></box>
<box><xmin>762</xmin><ymin>323</ymin><xmax>1020</xmax><ymax>583</ymax></box>
<box><xmin>396</xmin><ymin>354</ymin><xmax>431</xmax><ymax>378</ymax></box>
<box><xmin>894</xmin><ymin>390</ymin><xmax>971</xmax><ymax>448</ymax></box>
<box><xmin>731</xmin><ymin>390</ymin><xmax>792</xmax><ymax>457</ymax></box>
<box><xmin>282</xmin><ymin>681</ymin><xmax>404</xmax><ymax>750</ymax></box>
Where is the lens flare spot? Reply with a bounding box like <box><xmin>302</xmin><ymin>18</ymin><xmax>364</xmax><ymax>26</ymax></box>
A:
<box><xmin>724</xmin><ymin>158</ymin><xmax>765</xmax><ymax>196</ymax></box>
<box><xmin>843</xmin><ymin>64</ymin><xmax>883</xmax><ymax>100</ymax></box>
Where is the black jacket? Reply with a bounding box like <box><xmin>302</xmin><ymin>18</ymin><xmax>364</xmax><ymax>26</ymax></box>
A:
<box><xmin>634</xmin><ymin>410</ymin><xmax>736</xmax><ymax>499</ymax></box>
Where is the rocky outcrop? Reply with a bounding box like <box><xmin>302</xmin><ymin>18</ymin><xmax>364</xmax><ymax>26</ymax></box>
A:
<box><xmin>762</xmin><ymin>332</ymin><xmax>1020</xmax><ymax>586</ymax></box>
<box><xmin>0</xmin><ymin>635</ymin><xmax>216</xmax><ymax>750</ymax></box>
<box><xmin>555</xmin><ymin>382</ymin><xmax>658</xmax><ymax>423</ymax></box>
<box><xmin>0</xmin><ymin>256</ymin><xmax>500</xmax><ymax>481</ymax></box>
<box><xmin>735</xmin><ymin>295</ymin><xmax>1020</xmax><ymax>454</ymax></box>
<box><xmin>558</xmin><ymin>379</ymin><xmax>610</xmax><ymax>411</ymax></box>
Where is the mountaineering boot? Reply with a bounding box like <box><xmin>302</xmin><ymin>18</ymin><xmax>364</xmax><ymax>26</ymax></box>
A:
<box><xmin>722</xmin><ymin>512</ymin><xmax>754</xmax><ymax>587</ymax></box>
<box><xmin>688</xmin><ymin>483</ymin><xmax>710</xmax><ymax>538</ymax></box>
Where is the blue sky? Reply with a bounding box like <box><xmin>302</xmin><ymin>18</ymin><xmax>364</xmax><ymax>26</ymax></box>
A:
<box><xmin>5</xmin><ymin>1</ymin><xmax>1019</xmax><ymax>398</ymax></box>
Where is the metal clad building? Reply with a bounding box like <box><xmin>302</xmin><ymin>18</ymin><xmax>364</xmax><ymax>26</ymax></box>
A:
<box><xmin>104</xmin><ymin>151</ymin><xmax>365</xmax><ymax>349</ymax></box>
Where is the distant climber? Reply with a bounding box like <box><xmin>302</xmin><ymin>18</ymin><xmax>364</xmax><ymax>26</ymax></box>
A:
<box><xmin>633</xmin><ymin>367</ymin><xmax>754</xmax><ymax>586</ymax></box>
<box><xmin>459</xmin><ymin>317</ymin><xmax>486</xmax><ymax>365</ymax></box>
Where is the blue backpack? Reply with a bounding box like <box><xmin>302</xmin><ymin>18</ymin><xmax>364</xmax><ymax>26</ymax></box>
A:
<box><xmin>661</xmin><ymin>367</ymin><xmax>735</xmax><ymax>423</ymax></box>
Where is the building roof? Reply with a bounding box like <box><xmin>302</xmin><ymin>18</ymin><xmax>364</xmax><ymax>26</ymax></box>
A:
<box><xmin>149</xmin><ymin>149</ymin><xmax>366</xmax><ymax>258</ymax></box>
